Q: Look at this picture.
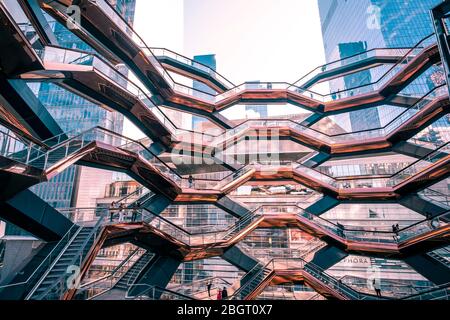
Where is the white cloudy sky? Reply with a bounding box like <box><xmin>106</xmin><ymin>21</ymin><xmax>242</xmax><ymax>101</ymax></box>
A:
<box><xmin>125</xmin><ymin>0</ymin><xmax>325</xmax><ymax>137</ymax></box>
<box><xmin>134</xmin><ymin>0</ymin><xmax>325</xmax><ymax>82</ymax></box>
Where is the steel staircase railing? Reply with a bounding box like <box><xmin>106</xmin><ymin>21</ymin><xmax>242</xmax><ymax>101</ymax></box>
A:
<box><xmin>73</xmin><ymin>247</ymin><xmax>146</xmax><ymax>300</ymax></box>
<box><xmin>51</xmin><ymin>0</ymin><xmax>439</xmax><ymax>104</ymax></box>
<box><xmin>1</xmin><ymin>91</ymin><xmax>448</xmax><ymax>194</ymax></box>
<box><xmin>419</xmin><ymin>188</ymin><xmax>450</xmax><ymax>208</ymax></box>
<box><xmin>427</xmin><ymin>247</ymin><xmax>450</xmax><ymax>268</ymax></box>
<box><xmin>125</xmin><ymin>284</ymin><xmax>194</xmax><ymax>300</ymax></box>
<box><xmin>30</xmin><ymin>211</ymin><xmax>110</xmax><ymax>300</ymax></box>
<box><xmin>150</xmin><ymin>47</ymin><xmax>235</xmax><ymax>89</ymax></box>
<box><xmin>55</xmin><ymin>201</ymin><xmax>449</xmax><ymax>250</ymax></box>
<box><xmin>84</xmin><ymin>0</ymin><xmax>439</xmax><ymax>102</ymax></box>
<box><xmin>230</xmin><ymin>260</ymin><xmax>272</xmax><ymax>300</ymax></box>
<box><xmin>292</xmin><ymin>33</ymin><xmax>436</xmax><ymax>90</ymax></box>
<box><xmin>123</xmin><ymin>252</ymin><xmax>156</xmax><ymax>290</ymax></box>
<box><xmin>168</xmin><ymin>276</ymin><xmax>232</xmax><ymax>298</ymax></box>
<box><xmin>401</xmin><ymin>282</ymin><xmax>450</xmax><ymax>300</ymax></box>
<box><xmin>0</xmin><ymin>224</ymin><xmax>80</xmax><ymax>297</ymax></box>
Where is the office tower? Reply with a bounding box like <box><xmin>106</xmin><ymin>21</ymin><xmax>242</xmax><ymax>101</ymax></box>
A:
<box><xmin>316</xmin><ymin>0</ymin><xmax>449</xmax><ymax>281</ymax></box>
<box><xmin>318</xmin><ymin>0</ymin><xmax>442</xmax><ymax>62</ymax></box>
<box><xmin>30</xmin><ymin>0</ymin><xmax>136</xmax><ymax>210</ymax></box>
<box><xmin>317</xmin><ymin>0</ymin><xmax>443</xmax><ymax>132</ymax></box>
<box><xmin>193</xmin><ymin>54</ymin><xmax>217</xmax><ymax>95</ymax></box>
<box><xmin>191</xmin><ymin>54</ymin><xmax>218</xmax><ymax>130</ymax></box>
<box><xmin>316</xmin><ymin>0</ymin><xmax>449</xmax><ymax>166</ymax></box>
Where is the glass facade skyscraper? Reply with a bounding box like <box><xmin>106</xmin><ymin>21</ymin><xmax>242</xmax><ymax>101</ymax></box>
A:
<box><xmin>318</xmin><ymin>0</ymin><xmax>442</xmax><ymax>58</ymax></box>
<box><xmin>193</xmin><ymin>54</ymin><xmax>217</xmax><ymax>90</ymax></box>
<box><xmin>317</xmin><ymin>0</ymin><xmax>444</xmax><ymax>132</ymax></box>
<box><xmin>29</xmin><ymin>0</ymin><xmax>136</xmax><ymax>209</ymax></box>
<box><xmin>315</xmin><ymin>0</ymin><xmax>450</xmax><ymax>283</ymax></box>
<box><xmin>192</xmin><ymin>54</ymin><xmax>217</xmax><ymax>130</ymax></box>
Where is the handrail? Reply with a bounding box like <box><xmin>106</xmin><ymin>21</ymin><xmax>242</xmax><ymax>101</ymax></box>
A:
<box><xmin>292</xmin><ymin>34</ymin><xmax>437</xmax><ymax>98</ymax></box>
<box><xmin>48</xmin><ymin>0</ymin><xmax>438</xmax><ymax>103</ymax></box>
<box><xmin>292</xmin><ymin>45</ymin><xmax>418</xmax><ymax>86</ymax></box>
<box><xmin>7</xmin><ymin>117</ymin><xmax>448</xmax><ymax>193</ymax></box>
<box><xmin>0</xmin><ymin>121</ymin><xmax>49</xmax><ymax>149</ymax></box>
<box><xmin>231</xmin><ymin>254</ymin><xmax>448</xmax><ymax>300</ymax></box>
<box><xmin>168</xmin><ymin>276</ymin><xmax>232</xmax><ymax>292</ymax></box>
<box><xmin>59</xmin><ymin>204</ymin><xmax>249</xmax><ymax>240</ymax></box>
<box><xmin>4</xmin><ymin>134</ymin><xmax>449</xmax><ymax>243</ymax></box>
<box><xmin>0</xmin><ymin>129</ymin><xmax>47</xmax><ymax>160</ymax></box>
<box><xmin>428</xmin><ymin>249</ymin><xmax>450</xmax><ymax>266</ymax></box>
<box><xmin>230</xmin><ymin>260</ymin><xmax>269</xmax><ymax>299</ymax></box>
<box><xmin>419</xmin><ymin>188</ymin><xmax>450</xmax><ymax>206</ymax></box>
<box><xmin>143</xmin><ymin>202</ymin><xmax>450</xmax><ymax>242</ymax></box>
<box><xmin>152</xmin><ymin>35</ymin><xmax>435</xmax><ymax>100</ymax></box>
<box><xmin>32</xmin><ymin>212</ymin><xmax>108</xmax><ymax>300</ymax></box>
<box><xmin>386</xmin><ymin>140</ymin><xmax>450</xmax><ymax>185</ymax></box>
<box><xmin>0</xmin><ymin>0</ymin><xmax>45</xmax><ymax>64</ymax></box>
<box><xmin>319</xmin><ymin>84</ymin><xmax>446</xmax><ymax>138</ymax></box>
<box><xmin>36</xmin><ymin>43</ymin><xmax>181</xmax><ymax>135</ymax></box>
<box><xmin>194</xmin><ymin>83</ymin><xmax>446</xmax><ymax>143</ymax></box>
<box><xmin>154</xmin><ymin>130</ymin><xmax>449</xmax><ymax>189</ymax></box>
<box><xmin>23</xmin><ymin>127</ymin><xmax>95</xmax><ymax>164</ymax></box>
<box><xmin>288</xmin><ymin>140</ymin><xmax>450</xmax><ymax>189</ymax></box>
<box><xmin>91</xmin><ymin>0</ymin><xmax>438</xmax><ymax>101</ymax></box>
<box><xmin>74</xmin><ymin>248</ymin><xmax>148</xmax><ymax>300</ymax></box>
<box><xmin>16</xmin><ymin>125</ymin><xmax>185</xmax><ymax>182</ymax></box>
<box><xmin>140</xmin><ymin>207</ymin><xmax>191</xmax><ymax>236</ymax></box>
<box><xmin>305</xmin><ymin>259</ymin><xmax>447</xmax><ymax>300</ymax></box>
<box><xmin>125</xmin><ymin>252</ymin><xmax>155</xmax><ymax>288</ymax></box>
<box><xmin>421</xmin><ymin>188</ymin><xmax>450</xmax><ymax>198</ymax></box>
<box><xmin>0</xmin><ymin>224</ymin><xmax>79</xmax><ymax>292</ymax></box>
<box><xmin>115</xmin><ymin>186</ymin><xmax>150</xmax><ymax>205</ymax></box>
<box><xmin>401</xmin><ymin>282</ymin><xmax>450</xmax><ymax>300</ymax></box>
<box><xmin>150</xmin><ymin>46</ymin><xmax>235</xmax><ymax>88</ymax></box>
<box><xmin>231</xmin><ymin>258</ymin><xmax>333</xmax><ymax>300</ymax></box>
<box><xmin>56</xmin><ymin>196</ymin><xmax>146</xmax><ymax>221</ymax></box>
<box><xmin>24</xmin><ymin>226</ymin><xmax>85</xmax><ymax>299</ymax></box>
<box><xmin>33</xmin><ymin>43</ymin><xmax>445</xmax><ymax>143</ymax></box>
<box><xmin>24</xmin><ymin>46</ymin><xmax>444</xmax><ymax>162</ymax></box>
<box><xmin>125</xmin><ymin>283</ymin><xmax>194</xmax><ymax>300</ymax></box>
<box><xmin>54</xmin><ymin>202</ymin><xmax>450</xmax><ymax>248</ymax></box>
<box><xmin>2</xmin><ymin>204</ymin><xmax>444</xmax><ymax>299</ymax></box>
<box><xmin>297</xmin><ymin>206</ymin><xmax>450</xmax><ymax>239</ymax></box>
<box><xmin>77</xmin><ymin>127</ymin><xmax>181</xmax><ymax>178</ymax></box>
<box><xmin>42</xmin><ymin>128</ymin><xmax>78</xmax><ymax>146</ymax></box>
<box><xmin>432</xmin><ymin>246</ymin><xmax>450</xmax><ymax>255</ymax></box>
<box><xmin>156</xmin><ymin>203</ymin><xmax>259</xmax><ymax>238</ymax></box>
<box><xmin>168</xmin><ymin>83</ymin><xmax>447</xmax><ymax>163</ymax></box>
<box><xmin>292</xmin><ymin>33</ymin><xmax>437</xmax><ymax>93</ymax></box>
<box><xmin>340</xmin><ymin>275</ymin><xmax>434</xmax><ymax>294</ymax></box>
<box><xmin>225</xmin><ymin>141</ymin><xmax>446</xmax><ymax>190</ymax></box>
<box><xmin>79</xmin><ymin>247</ymin><xmax>144</xmax><ymax>289</ymax></box>
<box><xmin>302</xmin><ymin>261</ymin><xmax>365</xmax><ymax>300</ymax></box>
<box><xmin>90</xmin><ymin>0</ymin><xmax>180</xmax><ymax>89</ymax></box>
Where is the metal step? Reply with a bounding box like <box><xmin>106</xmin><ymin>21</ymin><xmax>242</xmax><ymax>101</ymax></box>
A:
<box><xmin>28</xmin><ymin>226</ymin><xmax>97</xmax><ymax>299</ymax></box>
<box><xmin>429</xmin><ymin>252</ymin><xmax>450</xmax><ymax>267</ymax></box>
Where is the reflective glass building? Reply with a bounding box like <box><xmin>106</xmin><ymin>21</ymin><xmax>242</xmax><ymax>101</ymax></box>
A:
<box><xmin>30</xmin><ymin>1</ymin><xmax>136</xmax><ymax>209</ymax></box>
<box><xmin>318</xmin><ymin>0</ymin><xmax>444</xmax><ymax>132</ymax></box>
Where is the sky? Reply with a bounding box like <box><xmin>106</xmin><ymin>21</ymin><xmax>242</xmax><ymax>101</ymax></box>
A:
<box><xmin>134</xmin><ymin>0</ymin><xmax>325</xmax><ymax>83</ymax></box>
<box><xmin>182</xmin><ymin>0</ymin><xmax>326</xmax><ymax>84</ymax></box>
<box><xmin>125</xmin><ymin>0</ymin><xmax>326</xmax><ymax>138</ymax></box>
